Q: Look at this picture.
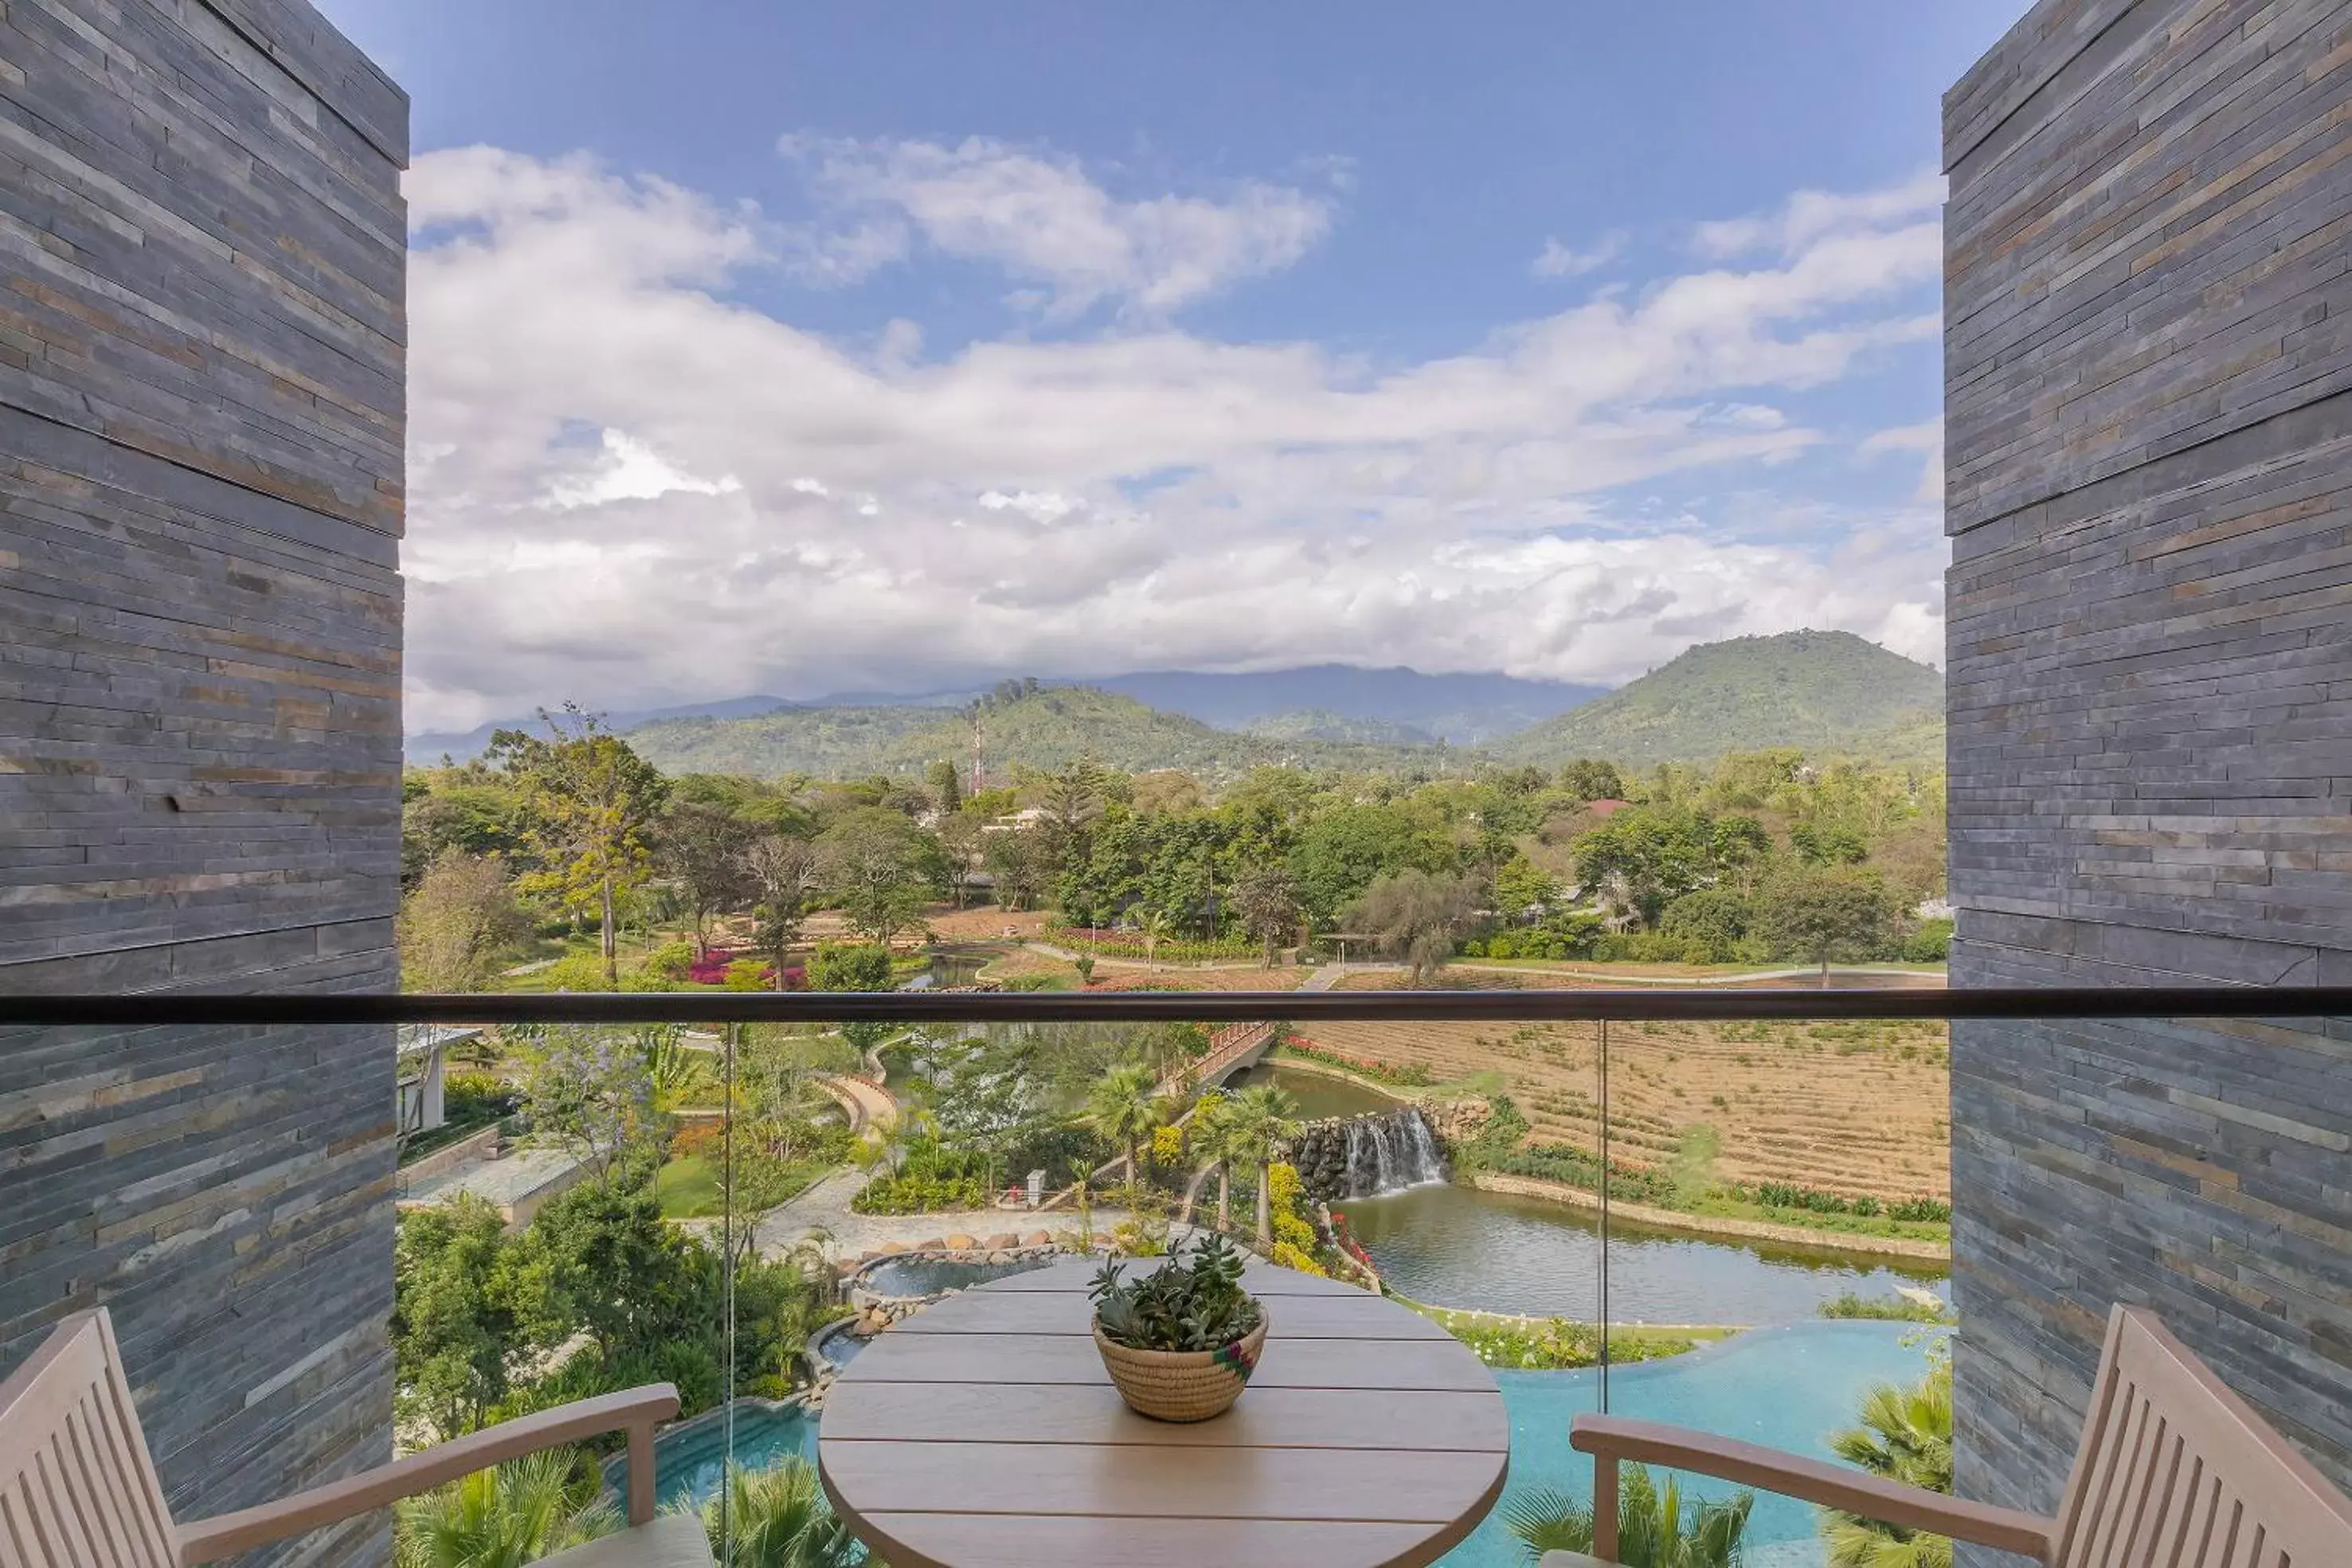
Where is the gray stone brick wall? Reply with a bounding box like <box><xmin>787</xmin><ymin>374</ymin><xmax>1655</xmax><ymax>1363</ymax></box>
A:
<box><xmin>0</xmin><ymin>1</ymin><xmax>405</xmax><ymax>1562</ymax></box>
<box><xmin>1944</xmin><ymin>0</ymin><xmax>2352</xmax><ymax>1531</ymax></box>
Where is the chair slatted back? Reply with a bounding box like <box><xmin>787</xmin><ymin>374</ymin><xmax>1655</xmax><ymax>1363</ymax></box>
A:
<box><xmin>0</xmin><ymin>1313</ymin><xmax>178</xmax><ymax>1568</ymax></box>
<box><xmin>2055</xmin><ymin>1307</ymin><xmax>2352</xmax><ymax>1568</ymax></box>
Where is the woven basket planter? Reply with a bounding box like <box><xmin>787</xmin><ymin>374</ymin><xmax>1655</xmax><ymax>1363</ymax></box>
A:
<box><xmin>1092</xmin><ymin>1305</ymin><xmax>1270</xmax><ymax>1422</ymax></box>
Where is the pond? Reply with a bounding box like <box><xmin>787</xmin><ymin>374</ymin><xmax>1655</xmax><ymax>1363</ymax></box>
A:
<box><xmin>1232</xmin><ymin>1066</ymin><xmax>1947</xmax><ymax>1324</ymax></box>
<box><xmin>859</xmin><ymin>1253</ymin><xmax>1059</xmax><ymax>1297</ymax></box>
<box><xmin>898</xmin><ymin>950</ymin><xmax>988</xmax><ymax>990</ymax></box>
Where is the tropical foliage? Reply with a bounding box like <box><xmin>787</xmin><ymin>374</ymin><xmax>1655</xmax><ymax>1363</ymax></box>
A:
<box><xmin>691</xmin><ymin>1459</ymin><xmax>863</xmax><ymax>1568</ymax></box>
<box><xmin>1821</xmin><ymin>1365</ymin><xmax>1955</xmax><ymax>1568</ymax></box>
<box><xmin>1088</xmin><ymin>1233</ymin><xmax>1261</xmax><ymax>1351</ymax></box>
<box><xmin>1503</xmin><ymin>1462</ymin><xmax>1754</xmax><ymax>1566</ymax></box>
<box><xmin>393</xmin><ymin>1450</ymin><xmax>613</xmax><ymax>1568</ymax></box>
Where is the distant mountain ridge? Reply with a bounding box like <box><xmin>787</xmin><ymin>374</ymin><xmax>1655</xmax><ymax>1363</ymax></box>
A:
<box><xmin>404</xmin><ymin>663</ymin><xmax>1599</xmax><ymax>763</ymax></box>
<box><xmin>623</xmin><ymin>686</ymin><xmax>1456</xmax><ymax>780</ymax></box>
<box><xmin>1490</xmin><ymin>629</ymin><xmax>1943</xmax><ymax>769</ymax></box>
<box><xmin>1093</xmin><ymin>666</ymin><xmax>1605</xmax><ymax>744</ymax></box>
<box><xmin>403</xmin><ymin>637</ymin><xmax>1943</xmax><ymax>776</ymax></box>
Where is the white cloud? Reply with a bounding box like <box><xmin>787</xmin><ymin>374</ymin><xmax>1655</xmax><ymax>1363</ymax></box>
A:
<box><xmin>1693</xmin><ymin>170</ymin><xmax>1944</xmax><ymax>259</ymax></box>
<box><xmin>542</xmin><ymin>429</ymin><xmax>742</xmax><ymax>510</ymax></box>
<box><xmin>400</xmin><ymin>151</ymin><xmax>1945</xmax><ymax>730</ymax></box>
<box><xmin>777</xmin><ymin>135</ymin><xmax>1335</xmax><ymax>319</ymax></box>
<box><xmin>1532</xmin><ymin>232</ymin><xmax>1624</xmax><ymax>280</ymax></box>
<box><xmin>1860</xmin><ymin>418</ymin><xmax>1943</xmax><ymax>505</ymax></box>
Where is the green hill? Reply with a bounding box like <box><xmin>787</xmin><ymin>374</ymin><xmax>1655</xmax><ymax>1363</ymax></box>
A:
<box><xmin>624</xmin><ymin>686</ymin><xmax>1458</xmax><ymax>780</ymax></box>
<box><xmin>1491</xmin><ymin>629</ymin><xmax>1943</xmax><ymax>769</ymax></box>
<box><xmin>1243</xmin><ymin>710</ymin><xmax>1439</xmax><ymax>745</ymax></box>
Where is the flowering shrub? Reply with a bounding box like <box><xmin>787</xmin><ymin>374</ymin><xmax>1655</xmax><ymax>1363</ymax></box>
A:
<box><xmin>1150</xmin><ymin>1124</ymin><xmax>1186</xmax><ymax>1167</ymax></box>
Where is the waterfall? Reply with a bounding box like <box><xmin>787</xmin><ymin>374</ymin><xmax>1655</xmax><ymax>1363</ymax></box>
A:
<box><xmin>1335</xmin><ymin>1108</ymin><xmax>1447</xmax><ymax>1198</ymax></box>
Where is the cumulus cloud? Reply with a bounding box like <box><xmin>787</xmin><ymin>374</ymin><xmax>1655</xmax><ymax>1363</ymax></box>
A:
<box><xmin>776</xmin><ymin>135</ymin><xmax>1336</xmax><ymax>319</ymax></box>
<box><xmin>400</xmin><ymin>149</ymin><xmax>1945</xmax><ymax>730</ymax></box>
<box><xmin>1693</xmin><ymin>170</ymin><xmax>1944</xmax><ymax>259</ymax></box>
<box><xmin>1532</xmin><ymin>232</ymin><xmax>1625</xmax><ymax>280</ymax></box>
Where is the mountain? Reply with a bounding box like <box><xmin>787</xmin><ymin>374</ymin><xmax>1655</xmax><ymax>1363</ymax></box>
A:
<box><xmin>623</xmin><ymin>685</ymin><xmax>1458</xmax><ymax>781</ymax></box>
<box><xmin>1491</xmin><ymin>630</ymin><xmax>1944</xmax><ymax>769</ymax></box>
<box><xmin>407</xmin><ymin>694</ymin><xmax>798</xmax><ymax>764</ymax></box>
<box><xmin>1243</xmin><ymin>710</ymin><xmax>1438</xmax><ymax>745</ymax></box>
<box><xmin>1092</xmin><ymin>666</ymin><xmax>1606</xmax><ymax>744</ymax></box>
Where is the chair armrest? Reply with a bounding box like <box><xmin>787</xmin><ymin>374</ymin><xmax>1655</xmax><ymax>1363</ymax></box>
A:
<box><xmin>176</xmin><ymin>1383</ymin><xmax>679</xmax><ymax>1565</ymax></box>
<box><xmin>1571</xmin><ymin>1414</ymin><xmax>2055</xmax><ymax>1562</ymax></box>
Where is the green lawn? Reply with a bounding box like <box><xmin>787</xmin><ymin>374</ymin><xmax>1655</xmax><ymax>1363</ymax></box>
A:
<box><xmin>657</xmin><ymin>1155</ymin><xmax>724</xmax><ymax>1218</ymax></box>
<box><xmin>657</xmin><ymin>1154</ymin><xmax>838</xmax><ymax>1219</ymax></box>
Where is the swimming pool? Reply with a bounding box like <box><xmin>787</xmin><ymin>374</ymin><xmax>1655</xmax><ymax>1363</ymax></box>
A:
<box><xmin>652</xmin><ymin>1403</ymin><xmax>819</xmax><ymax>1511</ymax></box>
<box><xmin>1441</xmin><ymin>1320</ymin><xmax>1950</xmax><ymax>1567</ymax></box>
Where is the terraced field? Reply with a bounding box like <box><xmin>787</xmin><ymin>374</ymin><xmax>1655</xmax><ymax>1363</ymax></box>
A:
<box><xmin>1299</xmin><ymin>972</ymin><xmax>1949</xmax><ymax>1202</ymax></box>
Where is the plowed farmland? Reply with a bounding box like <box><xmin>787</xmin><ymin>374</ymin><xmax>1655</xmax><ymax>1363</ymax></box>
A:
<box><xmin>1297</xmin><ymin>972</ymin><xmax>1949</xmax><ymax>1201</ymax></box>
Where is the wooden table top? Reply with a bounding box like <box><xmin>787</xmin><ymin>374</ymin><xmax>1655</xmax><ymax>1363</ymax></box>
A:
<box><xmin>818</xmin><ymin>1256</ymin><xmax>1509</xmax><ymax>1568</ymax></box>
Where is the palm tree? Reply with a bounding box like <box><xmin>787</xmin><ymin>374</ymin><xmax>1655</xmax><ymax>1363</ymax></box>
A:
<box><xmin>1192</xmin><ymin>1100</ymin><xmax>1243</xmax><ymax>1233</ymax></box>
<box><xmin>1822</xmin><ymin>1367</ymin><xmax>1954</xmax><ymax>1568</ymax></box>
<box><xmin>692</xmin><ymin>1459</ymin><xmax>861</xmax><ymax>1568</ymax></box>
<box><xmin>1503</xmin><ymin>1464</ymin><xmax>1752</xmax><ymax>1567</ymax></box>
<box><xmin>1140</xmin><ymin>907</ymin><xmax>1173</xmax><ymax>969</ymax></box>
<box><xmin>1087</xmin><ymin>1060</ymin><xmax>1161</xmax><ymax>1186</ymax></box>
<box><xmin>394</xmin><ymin>1450</ymin><xmax>615</xmax><ymax>1568</ymax></box>
<box><xmin>1223</xmin><ymin>1084</ymin><xmax>1301</xmax><ymax>1246</ymax></box>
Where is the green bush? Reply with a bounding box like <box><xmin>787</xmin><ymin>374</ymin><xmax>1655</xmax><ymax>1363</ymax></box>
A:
<box><xmin>1820</xmin><ymin>1291</ymin><xmax>1952</xmax><ymax>1323</ymax></box>
<box><xmin>850</xmin><ymin>1172</ymin><xmax>987</xmax><ymax>1214</ymax></box>
<box><xmin>443</xmin><ymin>1072</ymin><xmax>519</xmax><ymax>1124</ymax></box>
<box><xmin>1903</xmin><ymin>917</ymin><xmax>1954</xmax><ymax>963</ymax></box>
<box><xmin>639</xmin><ymin>941</ymin><xmax>696</xmax><ymax>981</ymax></box>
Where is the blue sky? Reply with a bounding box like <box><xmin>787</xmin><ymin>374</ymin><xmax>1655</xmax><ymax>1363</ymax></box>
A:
<box><xmin>316</xmin><ymin>1</ymin><xmax>2031</xmax><ymax>730</ymax></box>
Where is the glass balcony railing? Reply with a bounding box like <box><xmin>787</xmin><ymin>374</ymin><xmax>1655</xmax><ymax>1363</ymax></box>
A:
<box><xmin>2</xmin><ymin>985</ymin><xmax>2341</xmax><ymax>1568</ymax></box>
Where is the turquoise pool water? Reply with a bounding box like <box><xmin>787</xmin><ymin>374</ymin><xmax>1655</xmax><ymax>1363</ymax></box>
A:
<box><xmin>659</xmin><ymin>1320</ymin><xmax>1944</xmax><ymax>1567</ymax></box>
<box><xmin>1440</xmin><ymin>1320</ymin><xmax>1950</xmax><ymax>1568</ymax></box>
<box><xmin>654</xmin><ymin>1405</ymin><xmax>819</xmax><ymax>1511</ymax></box>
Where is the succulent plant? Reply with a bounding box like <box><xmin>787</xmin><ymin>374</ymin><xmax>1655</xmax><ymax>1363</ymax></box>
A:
<box><xmin>1088</xmin><ymin>1233</ymin><xmax>1262</xmax><ymax>1352</ymax></box>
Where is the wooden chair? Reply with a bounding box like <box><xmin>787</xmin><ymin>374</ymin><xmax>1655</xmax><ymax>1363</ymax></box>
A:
<box><xmin>0</xmin><ymin>1309</ymin><xmax>711</xmax><ymax>1567</ymax></box>
<box><xmin>1550</xmin><ymin>1305</ymin><xmax>2352</xmax><ymax>1567</ymax></box>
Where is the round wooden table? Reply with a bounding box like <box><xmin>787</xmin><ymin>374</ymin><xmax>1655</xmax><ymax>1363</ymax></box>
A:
<box><xmin>819</xmin><ymin>1255</ymin><xmax>1509</xmax><ymax>1568</ymax></box>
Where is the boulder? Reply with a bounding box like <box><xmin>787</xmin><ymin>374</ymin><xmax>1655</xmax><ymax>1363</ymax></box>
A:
<box><xmin>914</xmin><ymin>1238</ymin><xmax>946</xmax><ymax>1252</ymax></box>
<box><xmin>943</xmin><ymin>1233</ymin><xmax>976</xmax><ymax>1250</ymax></box>
<box><xmin>984</xmin><ymin>1232</ymin><xmax>1019</xmax><ymax>1250</ymax></box>
<box><xmin>1024</xmin><ymin>1230</ymin><xmax>1052</xmax><ymax>1247</ymax></box>
<box><xmin>878</xmin><ymin>1239</ymin><xmax>912</xmax><ymax>1255</ymax></box>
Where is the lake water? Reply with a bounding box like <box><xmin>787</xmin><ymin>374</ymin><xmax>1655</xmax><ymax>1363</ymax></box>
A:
<box><xmin>1231</xmin><ymin>1065</ymin><xmax>1947</xmax><ymax>1324</ymax></box>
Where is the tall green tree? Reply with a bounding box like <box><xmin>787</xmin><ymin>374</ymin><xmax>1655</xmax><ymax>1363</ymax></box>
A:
<box><xmin>816</xmin><ymin>805</ymin><xmax>929</xmax><ymax>944</ymax></box>
<box><xmin>1347</xmin><ymin>868</ymin><xmax>1481</xmax><ymax>983</ymax></box>
<box><xmin>511</xmin><ymin>1166</ymin><xmax>706</xmax><ymax>1364</ymax></box>
<box><xmin>493</xmin><ymin>709</ymin><xmax>671</xmax><ymax>984</ymax></box>
<box><xmin>1822</xmin><ymin>1367</ymin><xmax>1954</xmax><ymax>1568</ymax></box>
<box><xmin>400</xmin><ymin>851</ymin><xmax>530</xmax><ymax>992</ymax></box>
<box><xmin>1223</xmin><ymin>1084</ymin><xmax>1301</xmax><ymax>1245</ymax></box>
<box><xmin>515</xmin><ymin>1026</ymin><xmax>660</xmax><ymax>1176</ymax></box>
<box><xmin>806</xmin><ymin>941</ymin><xmax>897</xmax><ymax>1060</ymax></box>
<box><xmin>1230</xmin><ymin>866</ymin><xmax>1302</xmax><ymax>967</ymax></box>
<box><xmin>1760</xmin><ymin>868</ymin><xmax>1898</xmax><ymax>976</ymax></box>
<box><xmin>391</xmin><ymin>1198</ymin><xmax>522</xmax><ymax>1437</ymax></box>
<box><xmin>1086</xmin><ymin>1061</ymin><xmax>1162</xmax><ymax>1185</ymax></box>
<box><xmin>925</xmin><ymin>757</ymin><xmax>964</xmax><ymax>813</ymax></box>
<box><xmin>657</xmin><ymin>801</ymin><xmax>755</xmax><ymax>956</ymax></box>
<box><xmin>743</xmin><ymin>833</ymin><xmax>817</xmax><ymax>989</ymax></box>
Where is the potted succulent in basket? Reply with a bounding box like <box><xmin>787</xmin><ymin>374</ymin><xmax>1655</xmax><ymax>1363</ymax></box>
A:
<box><xmin>1088</xmin><ymin>1233</ymin><xmax>1268</xmax><ymax>1422</ymax></box>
